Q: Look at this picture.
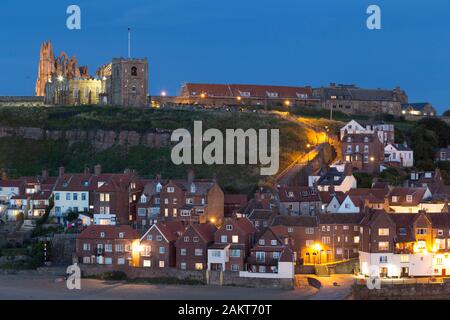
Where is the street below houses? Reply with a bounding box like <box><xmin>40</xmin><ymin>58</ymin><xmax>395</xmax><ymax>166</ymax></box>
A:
<box><xmin>0</xmin><ymin>272</ymin><xmax>355</xmax><ymax>300</ymax></box>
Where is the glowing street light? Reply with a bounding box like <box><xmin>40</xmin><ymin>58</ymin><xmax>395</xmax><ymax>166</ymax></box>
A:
<box><xmin>57</xmin><ymin>75</ymin><xmax>64</xmax><ymax>82</ymax></box>
<box><xmin>236</xmin><ymin>96</ymin><xmax>242</xmax><ymax>101</ymax></box>
<box><xmin>200</xmin><ymin>93</ymin><xmax>206</xmax><ymax>99</ymax></box>
<box><xmin>161</xmin><ymin>91</ymin><xmax>167</xmax><ymax>97</ymax></box>
<box><xmin>284</xmin><ymin>100</ymin><xmax>290</xmax><ymax>107</ymax></box>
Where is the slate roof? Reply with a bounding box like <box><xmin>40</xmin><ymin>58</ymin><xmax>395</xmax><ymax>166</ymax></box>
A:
<box><xmin>278</xmin><ymin>186</ymin><xmax>320</xmax><ymax>202</ymax></box>
<box><xmin>317</xmin><ymin>213</ymin><xmax>365</xmax><ymax>225</ymax></box>
<box><xmin>271</xmin><ymin>215</ymin><xmax>318</xmax><ymax>228</ymax></box>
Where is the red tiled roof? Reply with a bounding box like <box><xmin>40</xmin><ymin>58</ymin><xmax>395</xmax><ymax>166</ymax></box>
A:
<box><xmin>181</xmin><ymin>83</ymin><xmax>314</xmax><ymax>100</ymax></box>
<box><xmin>235</xmin><ymin>217</ymin><xmax>258</xmax><ymax>234</ymax></box>
<box><xmin>388</xmin><ymin>187</ymin><xmax>428</xmax><ymax>206</ymax></box>
<box><xmin>319</xmin><ymin>191</ymin><xmax>345</xmax><ymax>204</ymax></box>
<box><xmin>190</xmin><ymin>223</ymin><xmax>217</xmax><ymax>243</ymax></box>
<box><xmin>224</xmin><ymin>194</ymin><xmax>248</xmax><ymax>205</ymax></box>
<box><xmin>0</xmin><ymin>179</ymin><xmax>25</xmax><ymax>188</ymax></box>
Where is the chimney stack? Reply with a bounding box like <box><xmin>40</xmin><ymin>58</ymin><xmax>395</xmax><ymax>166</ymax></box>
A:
<box><xmin>59</xmin><ymin>167</ymin><xmax>65</xmax><ymax>177</ymax></box>
<box><xmin>41</xmin><ymin>169</ymin><xmax>49</xmax><ymax>180</ymax></box>
<box><xmin>94</xmin><ymin>164</ymin><xmax>102</xmax><ymax>176</ymax></box>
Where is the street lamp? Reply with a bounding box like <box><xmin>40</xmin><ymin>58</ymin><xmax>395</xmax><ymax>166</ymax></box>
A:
<box><xmin>161</xmin><ymin>91</ymin><xmax>167</xmax><ymax>97</ymax></box>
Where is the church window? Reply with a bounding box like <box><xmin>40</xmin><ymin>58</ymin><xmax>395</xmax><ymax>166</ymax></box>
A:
<box><xmin>131</xmin><ymin>66</ymin><xmax>137</xmax><ymax>76</ymax></box>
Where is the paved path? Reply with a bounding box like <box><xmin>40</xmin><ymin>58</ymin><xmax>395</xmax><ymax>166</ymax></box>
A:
<box><xmin>302</xmin><ymin>275</ymin><xmax>356</xmax><ymax>300</ymax></box>
<box><xmin>0</xmin><ymin>273</ymin><xmax>320</xmax><ymax>300</ymax></box>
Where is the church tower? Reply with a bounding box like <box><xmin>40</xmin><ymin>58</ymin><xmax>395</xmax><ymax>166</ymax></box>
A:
<box><xmin>35</xmin><ymin>41</ymin><xmax>55</xmax><ymax>96</ymax></box>
<box><xmin>109</xmin><ymin>58</ymin><xmax>148</xmax><ymax>107</ymax></box>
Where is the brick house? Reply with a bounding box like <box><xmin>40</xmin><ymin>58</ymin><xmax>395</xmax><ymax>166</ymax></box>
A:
<box><xmin>159</xmin><ymin>171</ymin><xmax>224</xmax><ymax>225</ymax></box>
<box><xmin>76</xmin><ymin>225</ymin><xmax>140</xmax><ymax>266</ymax></box>
<box><xmin>271</xmin><ymin>215</ymin><xmax>318</xmax><ymax>265</ymax></box>
<box><xmin>317</xmin><ymin>214</ymin><xmax>364</xmax><ymax>263</ymax></box>
<box><xmin>207</xmin><ymin>217</ymin><xmax>257</xmax><ymax>272</ymax></box>
<box><xmin>136</xmin><ymin>171</ymin><xmax>224</xmax><ymax>228</ymax></box>
<box><xmin>175</xmin><ymin>223</ymin><xmax>217</xmax><ymax>271</ymax></box>
<box><xmin>247</xmin><ymin>228</ymin><xmax>289</xmax><ymax>273</ymax></box>
<box><xmin>314</xmin><ymin>84</ymin><xmax>407</xmax><ymax>116</ymax></box>
<box><xmin>278</xmin><ymin>186</ymin><xmax>322</xmax><ymax>216</ymax></box>
<box><xmin>92</xmin><ymin>169</ymin><xmax>143</xmax><ymax>225</ymax></box>
<box><xmin>247</xmin><ymin>209</ymin><xmax>277</xmax><ymax>233</ymax></box>
<box><xmin>139</xmin><ymin>221</ymin><xmax>185</xmax><ymax>268</ymax></box>
<box><xmin>435</xmin><ymin>147</ymin><xmax>450</xmax><ymax>162</ymax></box>
<box><xmin>357</xmin><ymin>210</ymin><xmax>450</xmax><ymax>278</ymax></box>
<box><xmin>341</xmin><ymin>133</ymin><xmax>385</xmax><ymax>174</ymax></box>
<box><xmin>136</xmin><ymin>179</ymin><xmax>164</xmax><ymax>230</ymax></box>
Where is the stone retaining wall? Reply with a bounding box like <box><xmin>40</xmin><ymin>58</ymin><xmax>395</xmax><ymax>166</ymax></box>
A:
<box><xmin>352</xmin><ymin>282</ymin><xmax>450</xmax><ymax>299</ymax></box>
<box><xmin>79</xmin><ymin>265</ymin><xmax>294</xmax><ymax>289</ymax></box>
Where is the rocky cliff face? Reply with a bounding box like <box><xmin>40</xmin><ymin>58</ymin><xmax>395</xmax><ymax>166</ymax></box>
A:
<box><xmin>0</xmin><ymin>126</ymin><xmax>172</xmax><ymax>150</ymax></box>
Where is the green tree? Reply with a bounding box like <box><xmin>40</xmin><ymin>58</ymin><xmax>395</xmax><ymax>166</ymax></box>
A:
<box><xmin>353</xmin><ymin>172</ymin><xmax>373</xmax><ymax>188</ymax></box>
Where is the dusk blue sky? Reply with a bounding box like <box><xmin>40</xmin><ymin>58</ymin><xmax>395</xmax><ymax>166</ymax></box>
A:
<box><xmin>0</xmin><ymin>0</ymin><xmax>449</xmax><ymax>113</ymax></box>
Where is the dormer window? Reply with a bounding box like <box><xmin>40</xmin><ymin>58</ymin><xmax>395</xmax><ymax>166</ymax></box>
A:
<box><xmin>167</xmin><ymin>187</ymin><xmax>174</xmax><ymax>193</ymax></box>
<box><xmin>392</xmin><ymin>196</ymin><xmax>399</xmax><ymax>202</ymax></box>
<box><xmin>156</xmin><ymin>183</ymin><xmax>162</xmax><ymax>193</ymax></box>
<box><xmin>334</xmin><ymin>176</ymin><xmax>340</xmax><ymax>182</ymax></box>
<box><xmin>140</xmin><ymin>195</ymin><xmax>147</xmax><ymax>203</ymax></box>
<box><xmin>190</xmin><ymin>183</ymin><xmax>196</xmax><ymax>193</ymax></box>
<box><xmin>406</xmin><ymin>195</ymin><xmax>413</xmax><ymax>202</ymax></box>
<box><xmin>296</xmin><ymin>93</ymin><xmax>308</xmax><ymax>99</ymax></box>
<box><xmin>119</xmin><ymin>232</ymin><xmax>124</xmax><ymax>239</ymax></box>
<box><xmin>239</xmin><ymin>91</ymin><xmax>251</xmax><ymax>97</ymax></box>
<box><xmin>347</xmin><ymin>137</ymin><xmax>352</xmax><ymax>142</ymax></box>
<box><xmin>288</xmin><ymin>191</ymin><xmax>294</xmax><ymax>198</ymax></box>
<box><xmin>82</xmin><ymin>181</ymin><xmax>89</xmax><ymax>187</ymax></box>
<box><xmin>226</xmin><ymin>225</ymin><xmax>233</xmax><ymax>231</ymax></box>
<box><xmin>100</xmin><ymin>232</ymin><xmax>105</xmax><ymax>238</ymax></box>
<box><xmin>62</xmin><ymin>182</ymin><xmax>69</xmax><ymax>188</ymax></box>
<box><xmin>266</xmin><ymin>92</ymin><xmax>279</xmax><ymax>98</ymax></box>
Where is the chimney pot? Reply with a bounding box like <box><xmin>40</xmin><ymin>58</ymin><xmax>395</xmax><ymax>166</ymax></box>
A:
<box><xmin>94</xmin><ymin>164</ymin><xmax>102</xmax><ymax>175</ymax></box>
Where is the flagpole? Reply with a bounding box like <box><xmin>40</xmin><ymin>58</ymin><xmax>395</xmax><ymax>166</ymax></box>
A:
<box><xmin>128</xmin><ymin>27</ymin><xmax>131</xmax><ymax>58</ymax></box>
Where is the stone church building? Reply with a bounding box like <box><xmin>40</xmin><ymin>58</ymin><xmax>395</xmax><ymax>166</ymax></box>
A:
<box><xmin>36</xmin><ymin>41</ymin><xmax>148</xmax><ymax>107</ymax></box>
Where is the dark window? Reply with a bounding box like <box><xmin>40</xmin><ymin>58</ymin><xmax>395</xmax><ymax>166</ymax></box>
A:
<box><xmin>131</xmin><ymin>66</ymin><xmax>137</xmax><ymax>76</ymax></box>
